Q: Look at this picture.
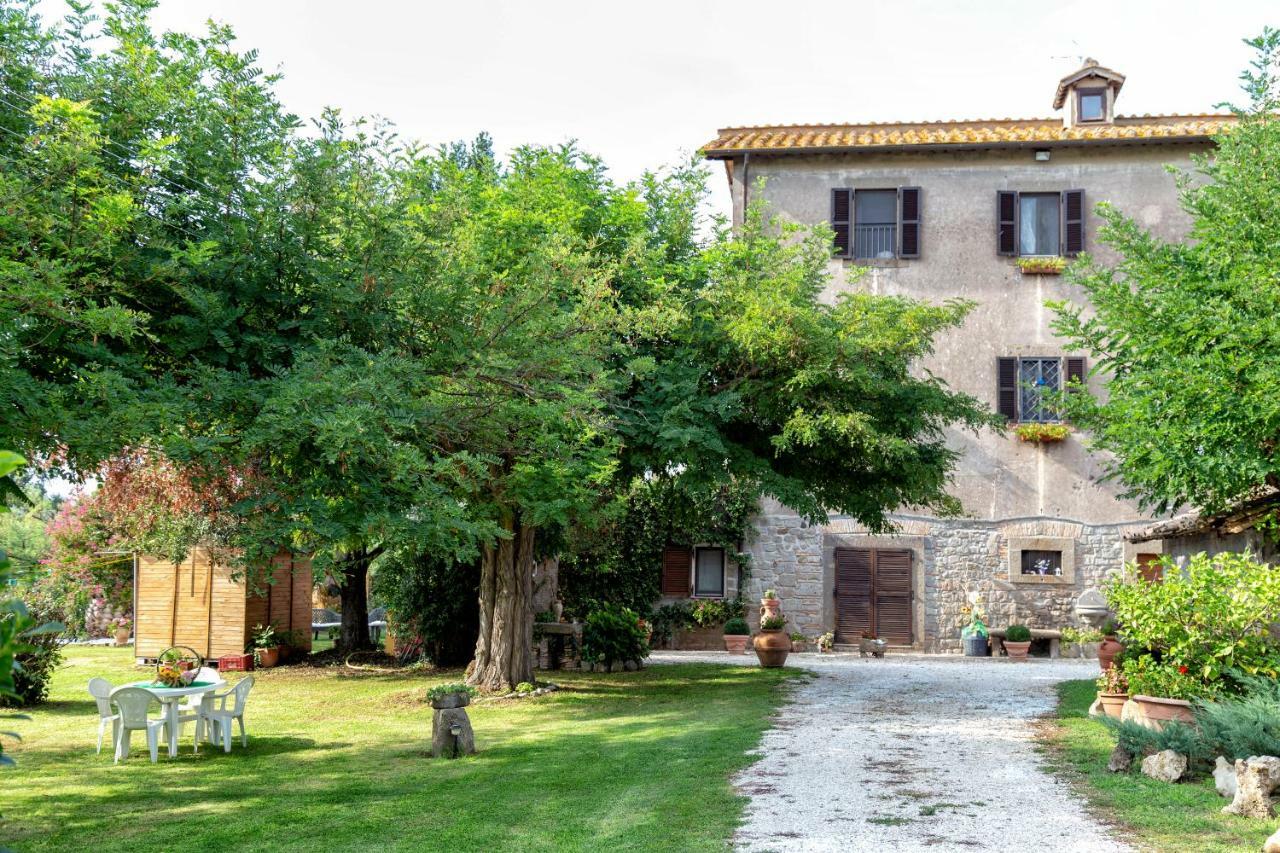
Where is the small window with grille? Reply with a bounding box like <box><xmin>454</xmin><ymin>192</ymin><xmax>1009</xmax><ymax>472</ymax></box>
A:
<box><xmin>1021</xmin><ymin>549</ymin><xmax>1063</xmax><ymax>576</ymax></box>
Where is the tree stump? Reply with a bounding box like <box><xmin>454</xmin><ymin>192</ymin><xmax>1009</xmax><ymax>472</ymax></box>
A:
<box><xmin>432</xmin><ymin>708</ymin><xmax>476</xmax><ymax>758</ymax></box>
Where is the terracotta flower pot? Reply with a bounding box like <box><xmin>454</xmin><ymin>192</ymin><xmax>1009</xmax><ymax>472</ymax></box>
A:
<box><xmin>1098</xmin><ymin>691</ymin><xmax>1128</xmax><ymax>719</ymax></box>
<box><xmin>760</xmin><ymin>598</ymin><xmax>782</xmax><ymax>619</ymax></box>
<box><xmin>257</xmin><ymin>646</ymin><xmax>280</xmax><ymax>668</ymax></box>
<box><xmin>1098</xmin><ymin>635</ymin><xmax>1124</xmax><ymax>671</ymax></box>
<box><xmin>724</xmin><ymin>634</ymin><xmax>749</xmax><ymax>654</ymax></box>
<box><xmin>1133</xmin><ymin>695</ymin><xmax>1195</xmax><ymax>727</ymax></box>
<box><xmin>1002</xmin><ymin>640</ymin><xmax>1032</xmax><ymax>661</ymax></box>
<box><xmin>753</xmin><ymin>628</ymin><xmax>790</xmax><ymax>668</ymax></box>
<box><xmin>114</xmin><ymin>627</ymin><xmax>131</xmax><ymax>646</ymax></box>
<box><xmin>791</xmin><ymin>641</ymin><xmax>806</xmax><ymax>653</ymax></box>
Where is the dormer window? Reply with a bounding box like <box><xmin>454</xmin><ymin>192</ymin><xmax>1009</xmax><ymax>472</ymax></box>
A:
<box><xmin>1053</xmin><ymin>59</ymin><xmax>1124</xmax><ymax>128</ymax></box>
<box><xmin>1077</xmin><ymin>88</ymin><xmax>1106</xmax><ymax>122</ymax></box>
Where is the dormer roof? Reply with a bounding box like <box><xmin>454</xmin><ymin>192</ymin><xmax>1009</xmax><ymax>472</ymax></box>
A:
<box><xmin>1053</xmin><ymin>58</ymin><xmax>1126</xmax><ymax>110</ymax></box>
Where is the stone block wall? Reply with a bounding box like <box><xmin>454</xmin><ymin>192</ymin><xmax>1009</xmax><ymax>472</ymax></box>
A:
<box><xmin>744</xmin><ymin>500</ymin><xmax>1146</xmax><ymax>652</ymax></box>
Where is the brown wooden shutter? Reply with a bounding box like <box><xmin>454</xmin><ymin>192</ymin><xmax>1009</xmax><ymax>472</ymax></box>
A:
<box><xmin>997</xmin><ymin>357</ymin><xmax>1019</xmax><ymax>421</ymax></box>
<box><xmin>873</xmin><ymin>550</ymin><xmax>913</xmax><ymax>645</ymax></box>
<box><xmin>831</xmin><ymin>188</ymin><xmax>852</xmax><ymax>258</ymax></box>
<box><xmin>898</xmin><ymin>186</ymin><xmax>921</xmax><ymax>258</ymax></box>
<box><xmin>833</xmin><ymin>548</ymin><xmax>872</xmax><ymax>643</ymax></box>
<box><xmin>1062</xmin><ymin>189</ymin><xmax>1084</xmax><ymax>255</ymax></box>
<box><xmin>1136</xmin><ymin>553</ymin><xmax>1164</xmax><ymax>583</ymax></box>
<box><xmin>1065</xmin><ymin>356</ymin><xmax>1086</xmax><ymax>392</ymax></box>
<box><xmin>998</xmin><ymin>191</ymin><xmax>1018</xmax><ymax>256</ymax></box>
<box><xmin>660</xmin><ymin>546</ymin><xmax>691</xmax><ymax>597</ymax></box>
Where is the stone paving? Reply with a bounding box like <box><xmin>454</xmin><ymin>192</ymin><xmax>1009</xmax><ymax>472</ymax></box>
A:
<box><xmin>649</xmin><ymin>651</ymin><xmax>1130</xmax><ymax>853</ymax></box>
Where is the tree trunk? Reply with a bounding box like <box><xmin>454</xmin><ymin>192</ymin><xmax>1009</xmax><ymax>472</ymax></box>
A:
<box><xmin>468</xmin><ymin>514</ymin><xmax>536</xmax><ymax>691</ymax></box>
<box><xmin>337</xmin><ymin>548</ymin><xmax>373</xmax><ymax>652</ymax></box>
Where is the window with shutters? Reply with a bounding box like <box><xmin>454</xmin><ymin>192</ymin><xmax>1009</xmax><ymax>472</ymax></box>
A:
<box><xmin>997</xmin><ymin>356</ymin><xmax>1085</xmax><ymax>423</ymax></box>
<box><xmin>660</xmin><ymin>546</ymin><xmax>691</xmax><ymax>597</ymax></box>
<box><xmin>693</xmin><ymin>547</ymin><xmax>725</xmax><ymax>598</ymax></box>
<box><xmin>997</xmin><ymin>190</ymin><xmax>1084</xmax><ymax>257</ymax></box>
<box><xmin>831</xmin><ymin>187</ymin><xmax>921</xmax><ymax>260</ymax></box>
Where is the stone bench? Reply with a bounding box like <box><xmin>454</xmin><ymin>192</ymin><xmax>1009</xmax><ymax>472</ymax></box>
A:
<box><xmin>988</xmin><ymin>628</ymin><xmax>1062</xmax><ymax>658</ymax></box>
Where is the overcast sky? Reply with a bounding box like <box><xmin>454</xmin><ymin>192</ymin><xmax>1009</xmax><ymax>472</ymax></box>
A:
<box><xmin>34</xmin><ymin>0</ymin><xmax>1277</xmax><ymax>216</ymax></box>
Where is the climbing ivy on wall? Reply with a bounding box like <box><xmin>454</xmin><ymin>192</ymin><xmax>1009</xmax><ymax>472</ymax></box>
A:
<box><xmin>559</xmin><ymin>477</ymin><xmax>757</xmax><ymax>619</ymax></box>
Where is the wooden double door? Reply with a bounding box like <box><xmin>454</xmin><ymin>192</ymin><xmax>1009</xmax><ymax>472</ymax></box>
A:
<box><xmin>833</xmin><ymin>548</ymin><xmax>914</xmax><ymax>645</ymax></box>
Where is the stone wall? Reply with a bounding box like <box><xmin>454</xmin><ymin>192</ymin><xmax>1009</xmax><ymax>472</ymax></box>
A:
<box><xmin>744</xmin><ymin>503</ymin><xmax>1152</xmax><ymax>652</ymax></box>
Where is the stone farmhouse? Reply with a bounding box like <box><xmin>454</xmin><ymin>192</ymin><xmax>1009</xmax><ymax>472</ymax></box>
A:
<box><xmin>661</xmin><ymin>60</ymin><xmax>1235</xmax><ymax>652</ymax></box>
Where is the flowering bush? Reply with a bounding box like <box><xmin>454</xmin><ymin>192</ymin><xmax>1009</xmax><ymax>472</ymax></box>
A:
<box><xmin>1013</xmin><ymin>423</ymin><xmax>1070</xmax><ymax>444</ymax></box>
<box><xmin>1096</xmin><ymin>665</ymin><xmax>1129</xmax><ymax>694</ymax></box>
<box><xmin>1121</xmin><ymin>657</ymin><xmax>1206</xmax><ymax>700</ymax></box>
<box><xmin>1105</xmin><ymin>551</ymin><xmax>1280</xmax><ymax>696</ymax></box>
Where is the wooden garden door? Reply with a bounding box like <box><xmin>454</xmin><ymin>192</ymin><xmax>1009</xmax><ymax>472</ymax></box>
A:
<box><xmin>833</xmin><ymin>548</ymin><xmax>913</xmax><ymax>645</ymax></box>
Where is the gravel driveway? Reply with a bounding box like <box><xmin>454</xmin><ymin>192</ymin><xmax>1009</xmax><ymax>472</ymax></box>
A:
<box><xmin>649</xmin><ymin>651</ymin><xmax>1130</xmax><ymax>853</ymax></box>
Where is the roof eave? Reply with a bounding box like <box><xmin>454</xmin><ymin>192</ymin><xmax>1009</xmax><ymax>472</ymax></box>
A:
<box><xmin>702</xmin><ymin>134</ymin><xmax>1218</xmax><ymax>160</ymax></box>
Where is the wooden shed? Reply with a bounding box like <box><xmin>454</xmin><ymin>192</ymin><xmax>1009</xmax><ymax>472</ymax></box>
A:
<box><xmin>135</xmin><ymin>547</ymin><xmax>313</xmax><ymax>662</ymax></box>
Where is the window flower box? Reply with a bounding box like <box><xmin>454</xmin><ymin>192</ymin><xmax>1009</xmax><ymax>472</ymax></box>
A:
<box><xmin>1013</xmin><ymin>423</ymin><xmax>1070</xmax><ymax>444</ymax></box>
<box><xmin>1015</xmin><ymin>256</ymin><xmax>1067</xmax><ymax>275</ymax></box>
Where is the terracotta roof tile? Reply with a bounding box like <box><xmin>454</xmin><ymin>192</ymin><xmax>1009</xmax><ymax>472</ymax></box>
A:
<box><xmin>702</xmin><ymin>114</ymin><xmax>1236</xmax><ymax>157</ymax></box>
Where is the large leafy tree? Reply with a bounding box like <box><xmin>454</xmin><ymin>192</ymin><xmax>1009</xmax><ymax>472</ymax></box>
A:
<box><xmin>1051</xmin><ymin>30</ymin><xmax>1280</xmax><ymax>515</ymax></box>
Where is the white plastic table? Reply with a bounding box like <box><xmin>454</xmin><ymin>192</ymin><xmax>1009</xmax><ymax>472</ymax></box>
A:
<box><xmin>129</xmin><ymin>679</ymin><xmax>227</xmax><ymax>757</ymax></box>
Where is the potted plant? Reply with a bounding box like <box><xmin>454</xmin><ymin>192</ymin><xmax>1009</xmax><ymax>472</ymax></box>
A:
<box><xmin>1096</xmin><ymin>665</ymin><xmax>1129</xmax><ymax>719</ymax></box>
<box><xmin>110</xmin><ymin>615</ymin><xmax>131</xmax><ymax>647</ymax></box>
<box><xmin>1098</xmin><ymin>619</ymin><xmax>1124</xmax><ymax>672</ymax></box>
<box><xmin>816</xmin><ymin>631</ymin><xmax>834</xmax><ymax>653</ymax></box>
<box><xmin>1015</xmin><ymin>255</ymin><xmax>1067</xmax><ymax>275</ymax></box>
<box><xmin>960</xmin><ymin>609</ymin><xmax>990</xmax><ymax>657</ymax></box>
<box><xmin>789</xmin><ymin>631</ymin><xmax>807</xmax><ymax>653</ymax></box>
<box><xmin>1013</xmin><ymin>423</ymin><xmax>1070</xmax><ymax>444</ymax></box>
<box><xmin>859</xmin><ymin>632</ymin><xmax>888</xmax><ymax>658</ymax></box>
<box><xmin>427</xmin><ymin>682</ymin><xmax>477</xmax><ymax>710</ymax></box>
<box><xmin>1124</xmin><ymin>660</ymin><xmax>1197</xmax><ymax>728</ymax></box>
<box><xmin>1002</xmin><ymin>624</ymin><xmax>1032</xmax><ymax>661</ymax></box>
<box><xmin>753</xmin><ymin>614</ymin><xmax>790</xmax><ymax>667</ymax></box>
<box><xmin>723</xmin><ymin>617</ymin><xmax>750</xmax><ymax>654</ymax></box>
<box><xmin>251</xmin><ymin>622</ymin><xmax>280</xmax><ymax>669</ymax></box>
<box><xmin>760</xmin><ymin>589</ymin><xmax>781</xmax><ymax>620</ymax></box>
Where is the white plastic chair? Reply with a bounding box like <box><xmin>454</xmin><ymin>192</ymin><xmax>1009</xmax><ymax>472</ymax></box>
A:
<box><xmin>87</xmin><ymin>677</ymin><xmax>119</xmax><ymax>754</ymax></box>
<box><xmin>110</xmin><ymin>687</ymin><xmax>168</xmax><ymax>763</ymax></box>
<box><xmin>201</xmin><ymin>675</ymin><xmax>254</xmax><ymax>753</ymax></box>
<box><xmin>178</xmin><ymin>667</ymin><xmax>221</xmax><ymax>748</ymax></box>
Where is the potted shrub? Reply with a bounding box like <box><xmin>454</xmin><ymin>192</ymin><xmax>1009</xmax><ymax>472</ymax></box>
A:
<box><xmin>1098</xmin><ymin>619</ymin><xmax>1124</xmax><ymax>672</ymax></box>
<box><xmin>753</xmin><ymin>614</ymin><xmax>790</xmax><ymax>667</ymax></box>
<box><xmin>1002</xmin><ymin>624</ymin><xmax>1032</xmax><ymax>661</ymax></box>
<box><xmin>1123</xmin><ymin>659</ymin><xmax>1197</xmax><ymax>728</ymax></box>
<box><xmin>760</xmin><ymin>589</ymin><xmax>782</xmax><ymax>620</ymax></box>
<box><xmin>1096</xmin><ymin>665</ymin><xmax>1129</xmax><ymax>719</ymax></box>
<box><xmin>251</xmin><ymin>623</ymin><xmax>280</xmax><ymax>669</ymax></box>
<box><xmin>110</xmin><ymin>615</ymin><xmax>131</xmax><ymax>647</ymax></box>
<box><xmin>789</xmin><ymin>631</ymin><xmax>806</xmax><ymax>653</ymax></box>
<box><xmin>722</xmin><ymin>617</ymin><xmax>750</xmax><ymax>654</ymax></box>
<box><xmin>427</xmin><ymin>683</ymin><xmax>476</xmax><ymax>710</ymax></box>
<box><xmin>816</xmin><ymin>631</ymin><xmax>834</xmax><ymax>653</ymax></box>
<box><xmin>960</xmin><ymin>610</ymin><xmax>990</xmax><ymax>657</ymax></box>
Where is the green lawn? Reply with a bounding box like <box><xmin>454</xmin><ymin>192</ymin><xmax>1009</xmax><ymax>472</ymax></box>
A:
<box><xmin>5</xmin><ymin>646</ymin><xmax>800</xmax><ymax>852</ymax></box>
<box><xmin>1042</xmin><ymin>679</ymin><xmax>1272</xmax><ymax>853</ymax></box>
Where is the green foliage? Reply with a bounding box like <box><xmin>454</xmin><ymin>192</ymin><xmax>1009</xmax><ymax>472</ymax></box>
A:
<box><xmin>0</xmin><ymin>623</ymin><xmax>61</xmax><ymax>708</ymax></box>
<box><xmin>647</xmin><ymin>602</ymin><xmax>693</xmax><ymax>647</ymax></box>
<box><xmin>581</xmin><ymin>604</ymin><xmax>650</xmax><ymax>667</ymax></box>
<box><xmin>514</xmin><ymin>681</ymin><xmax>535</xmax><ymax>695</ymax></box>
<box><xmin>1005</xmin><ymin>624</ymin><xmax>1031</xmax><ymax>642</ymax></box>
<box><xmin>762</xmin><ymin>589</ymin><xmax>777</xmax><ymax>600</ymax></box>
<box><xmin>560</xmin><ymin>477</ymin><xmax>757</xmax><ymax>617</ymax></box>
<box><xmin>1106</xmin><ymin>551</ymin><xmax>1280</xmax><ymax>694</ymax></box>
<box><xmin>1050</xmin><ymin>29</ymin><xmax>1280</xmax><ymax>515</ymax></box>
<box><xmin>789</xmin><ymin>632</ymin><xmax>805</xmax><ymax>642</ymax></box>
<box><xmin>690</xmin><ymin>598</ymin><xmax>745</xmax><ymax>627</ymax></box>
<box><xmin>722</xmin><ymin>617</ymin><xmax>749</xmax><ymax>636</ymax></box>
<box><xmin>759</xmin><ymin>614</ymin><xmax>786</xmax><ymax>631</ymax></box>
<box><xmin>372</xmin><ymin>551</ymin><xmax>479</xmax><ymax>666</ymax></box>
<box><xmin>1121</xmin><ymin>657</ymin><xmax>1206</xmax><ymax>701</ymax></box>
<box><xmin>250</xmin><ymin>623</ymin><xmax>278</xmax><ymax>650</ymax></box>
<box><xmin>426</xmin><ymin>683</ymin><xmax>477</xmax><ymax>703</ymax></box>
<box><xmin>1097</xmin><ymin>665</ymin><xmax>1129</xmax><ymax>695</ymax></box>
<box><xmin>1102</xmin><ymin>717</ymin><xmax>1210</xmax><ymax>765</ymax></box>
<box><xmin>1196</xmin><ymin>678</ymin><xmax>1280</xmax><ymax>760</ymax></box>
<box><xmin>1013</xmin><ymin>423</ymin><xmax>1070</xmax><ymax>444</ymax></box>
<box><xmin>1062</xmin><ymin>626</ymin><xmax>1104</xmax><ymax>644</ymax></box>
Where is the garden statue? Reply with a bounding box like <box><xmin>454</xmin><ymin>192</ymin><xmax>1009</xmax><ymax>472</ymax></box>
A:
<box><xmin>429</xmin><ymin>684</ymin><xmax>477</xmax><ymax>759</ymax></box>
